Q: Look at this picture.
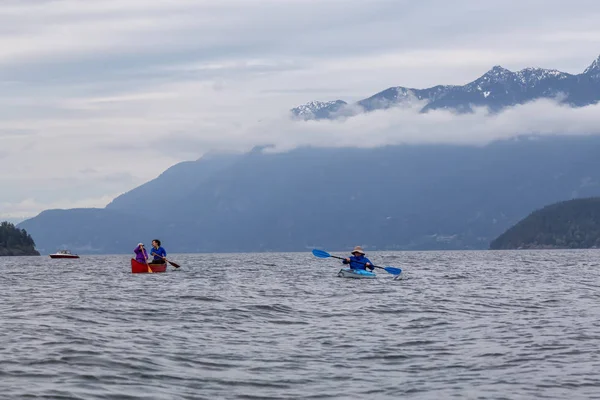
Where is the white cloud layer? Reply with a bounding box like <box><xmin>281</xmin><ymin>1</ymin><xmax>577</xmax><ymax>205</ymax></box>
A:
<box><xmin>1</xmin><ymin>0</ymin><xmax>600</xmax><ymax>219</ymax></box>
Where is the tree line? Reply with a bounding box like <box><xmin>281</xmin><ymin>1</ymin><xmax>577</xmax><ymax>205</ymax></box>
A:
<box><xmin>0</xmin><ymin>221</ymin><xmax>40</xmax><ymax>256</ymax></box>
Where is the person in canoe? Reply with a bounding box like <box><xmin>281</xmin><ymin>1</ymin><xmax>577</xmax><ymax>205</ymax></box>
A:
<box><xmin>149</xmin><ymin>239</ymin><xmax>167</xmax><ymax>264</ymax></box>
<box><xmin>343</xmin><ymin>246</ymin><xmax>374</xmax><ymax>271</ymax></box>
<box><xmin>134</xmin><ymin>243</ymin><xmax>148</xmax><ymax>264</ymax></box>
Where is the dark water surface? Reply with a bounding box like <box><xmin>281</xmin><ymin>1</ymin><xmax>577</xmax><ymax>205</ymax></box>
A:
<box><xmin>1</xmin><ymin>250</ymin><xmax>600</xmax><ymax>399</ymax></box>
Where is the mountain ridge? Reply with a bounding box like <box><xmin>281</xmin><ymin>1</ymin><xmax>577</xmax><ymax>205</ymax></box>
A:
<box><xmin>291</xmin><ymin>54</ymin><xmax>600</xmax><ymax>119</ymax></box>
<box><xmin>583</xmin><ymin>55</ymin><xmax>600</xmax><ymax>76</ymax></box>
<box><xmin>17</xmin><ymin>135</ymin><xmax>600</xmax><ymax>254</ymax></box>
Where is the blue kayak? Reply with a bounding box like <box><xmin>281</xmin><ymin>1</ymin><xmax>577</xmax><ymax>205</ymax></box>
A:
<box><xmin>337</xmin><ymin>268</ymin><xmax>376</xmax><ymax>279</ymax></box>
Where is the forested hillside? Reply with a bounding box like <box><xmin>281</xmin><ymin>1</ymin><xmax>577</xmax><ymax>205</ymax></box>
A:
<box><xmin>0</xmin><ymin>221</ymin><xmax>40</xmax><ymax>256</ymax></box>
<box><xmin>490</xmin><ymin>198</ymin><xmax>600</xmax><ymax>249</ymax></box>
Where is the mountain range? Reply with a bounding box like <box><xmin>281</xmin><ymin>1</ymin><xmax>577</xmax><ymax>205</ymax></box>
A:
<box><xmin>16</xmin><ymin>54</ymin><xmax>600</xmax><ymax>254</ymax></box>
<box><xmin>17</xmin><ymin>135</ymin><xmax>600</xmax><ymax>254</ymax></box>
<box><xmin>291</xmin><ymin>54</ymin><xmax>600</xmax><ymax>119</ymax></box>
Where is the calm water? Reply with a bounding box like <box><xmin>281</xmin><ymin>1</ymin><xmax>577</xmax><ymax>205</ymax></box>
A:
<box><xmin>1</xmin><ymin>250</ymin><xmax>600</xmax><ymax>399</ymax></box>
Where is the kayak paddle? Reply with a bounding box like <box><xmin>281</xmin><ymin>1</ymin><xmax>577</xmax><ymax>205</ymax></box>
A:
<box><xmin>312</xmin><ymin>249</ymin><xmax>402</xmax><ymax>276</ymax></box>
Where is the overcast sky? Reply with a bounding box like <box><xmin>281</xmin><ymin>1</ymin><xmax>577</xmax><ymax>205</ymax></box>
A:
<box><xmin>2</xmin><ymin>0</ymin><xmax>600</xmax><ymax>221</ymax></box>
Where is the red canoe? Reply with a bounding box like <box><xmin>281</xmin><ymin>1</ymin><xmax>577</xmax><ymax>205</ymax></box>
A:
<box><xmin>131</xmin><ymin>259</ymin><xmax>167</xmax><ymax>273</ymax></box>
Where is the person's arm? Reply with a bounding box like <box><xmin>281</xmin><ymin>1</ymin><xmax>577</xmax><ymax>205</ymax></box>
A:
<box><xmin>152</xmin><ymin>248</ymin><xmax>166</xmax><ymax>259</ymax></box>
<box><xmin>343</xmin><ymin>257</ymin><xmax>350</xmax><ymax>264</ymax></box>
<box><xmin>365</xmin><ymin>258</ymin><xmax>374</xmax><ymax>270</ymax></box>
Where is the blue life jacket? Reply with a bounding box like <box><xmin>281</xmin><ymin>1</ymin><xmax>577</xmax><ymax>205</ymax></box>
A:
<box><xmin>343</xmin><ymin>255</ymin><xmax>372</xmax><ymax>270</ymax></box>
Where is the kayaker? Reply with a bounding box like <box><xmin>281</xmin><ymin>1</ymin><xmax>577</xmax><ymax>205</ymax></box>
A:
<box><xmin>149</xmin><ymin>239</ymin><xmax>167</xmax><ymax>264</ymax></box>
<box><xmin>133</xmin><ymin>243</ymin><xmax>148</xmax><ymax>264</ymax></box>
<box><xmin>343</xmin><ymin>246</ymin><xmax>374</xmax><ymax>271</ymax></box>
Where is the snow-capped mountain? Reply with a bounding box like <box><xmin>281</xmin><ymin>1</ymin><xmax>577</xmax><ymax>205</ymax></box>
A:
<box><xmin>291</xmin><ymin>54</ymin><xmax>600</xmax><ymax>119</ymax></box>
<box><xmin>357</xmin><ymin>84</ymin><xmax>454</xmax><ymax>112</ymax></box>
<box><xmin>583</xmin><ymin>54</ymin><xmax>600</xmax><ymax>79</ymax></box>
<box><xmin>290</xmin><ymin>100</ymin><xmax>347</xmax><ymax>120</ymax></box>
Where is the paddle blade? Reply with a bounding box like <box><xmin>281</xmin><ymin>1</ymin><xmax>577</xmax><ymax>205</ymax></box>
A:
<box><xmin>384</xmin><ymin>266</ymin><xmax>402</xmax><ymax>276</ymax></box>
<box><xmin>312</xmin><ymin>249</ymin><xmax>331</xmax><ymax>259</ymax></box>
<box><xmin>168</xmin><ymin>260</ymin><xmax>181</xmax><ymax>269</ymax></box>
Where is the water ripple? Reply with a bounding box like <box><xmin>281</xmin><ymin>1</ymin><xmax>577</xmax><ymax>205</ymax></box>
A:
<box><xmin>2</xmin><ymin>250</ymin><xmax>600</xmax><ymax>399</ymax></box>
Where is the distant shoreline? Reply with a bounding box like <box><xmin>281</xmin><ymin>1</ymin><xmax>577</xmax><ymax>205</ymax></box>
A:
<box><xmin>17</xmin><ymin>248</ymin><xmax>600</xmax><ymax>257</ymax></box>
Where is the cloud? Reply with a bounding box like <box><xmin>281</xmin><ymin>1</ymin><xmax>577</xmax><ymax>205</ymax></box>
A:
<box><xmin>0</xmin><ymin>195</ymin><xmax>116</xmax><ymax>220</ymax></box>
<box><xmin>149</xmin><ymin>98</ymin><xmax>600</xmax><ymax>154</ymax></box>
<box><xmin>1</xmin><ymin>0</ymin><xmax>600</xmax><ymax>218</ymax></box>
<box><xmin>293</xmin><ymin>100</ymin><xmax>600</xmax><ymax>148</ymax></box>
<box><xmin>0</xmin><ymin>169</ymin><xmax>147</xmax><ymax>219</ymax></box>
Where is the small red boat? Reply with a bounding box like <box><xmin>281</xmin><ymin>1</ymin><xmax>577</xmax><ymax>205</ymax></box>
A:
<box><xmin>49</xmin><ymin>250</ymin><xmax>80</xmax><ymax>259</ymax></box>
<box><xmin>131</xmin><ymin>259</ymin><xmax>167</xmax><ymax>273</ymax></box>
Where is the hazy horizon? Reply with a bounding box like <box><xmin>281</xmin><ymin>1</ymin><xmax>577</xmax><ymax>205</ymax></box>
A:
<box><xmin>2</xmin><ymin>0</ymin><xmax>600</xmax><ymax>220</ymax></box>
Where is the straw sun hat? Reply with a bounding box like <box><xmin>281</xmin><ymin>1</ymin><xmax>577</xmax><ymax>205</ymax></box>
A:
<box><xmin>352</xmin><ymin>246</ymin><xmax>365</xmax><ymax>255</ymax></box>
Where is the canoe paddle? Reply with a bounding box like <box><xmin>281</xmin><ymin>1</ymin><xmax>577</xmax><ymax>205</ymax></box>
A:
<box><xmin>312</xmin><ymin>249</ymin><xmax>402</xmax><ymax>276</ymax></box>
<box><xmin>143</xmin><ymin>255</ymin><xmax>153</xmax><ymax>274</ymax></box>
<box><xmin>151</xmin><ymin>252</ymin><xmax>181</xmax><ymax>269</ymax></box>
